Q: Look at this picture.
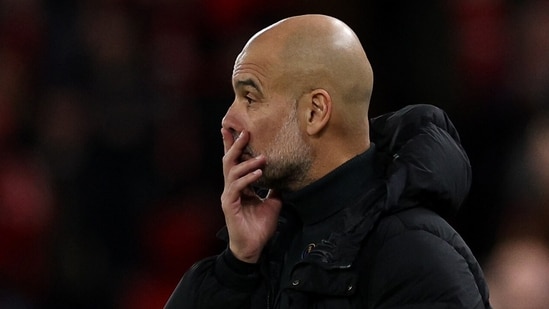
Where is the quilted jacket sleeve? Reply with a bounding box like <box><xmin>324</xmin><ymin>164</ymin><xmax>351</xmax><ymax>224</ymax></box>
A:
<box><xmin>164</xmin><ymin>249</ymin><xmax>262</xmax><ymax>309</ymax></box>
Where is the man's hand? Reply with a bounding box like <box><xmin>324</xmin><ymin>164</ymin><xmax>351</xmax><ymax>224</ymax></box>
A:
<box><xmin>220</xmin><ymin>129</ymin><xmax>282</xmax><ymax>263</ymax></box>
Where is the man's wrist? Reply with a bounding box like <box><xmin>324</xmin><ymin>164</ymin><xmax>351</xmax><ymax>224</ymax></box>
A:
<box><xmin>228</xmin><ymin>242</ymin><xmax>261</xmax><ymax>263</ymax></box>
<box><xmin>223</xmin><ymin>248</ymin><xmax>260</xmax><ymax>275</ymax></box>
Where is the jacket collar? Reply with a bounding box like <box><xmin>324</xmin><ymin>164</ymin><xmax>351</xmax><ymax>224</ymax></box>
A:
<box><xmin>280</xmin><ymin>145</ymin><xmax>379</xmax><ymax>225</ymax></box>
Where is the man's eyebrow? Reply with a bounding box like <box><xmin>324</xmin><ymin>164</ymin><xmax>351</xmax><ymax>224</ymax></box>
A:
<box><xmin>235</xmin><ymin>79</ymin><xmax>263</xmax><ymax>94</ymax></box>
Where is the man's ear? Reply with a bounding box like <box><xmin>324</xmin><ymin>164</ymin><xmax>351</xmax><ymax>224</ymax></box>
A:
<box><xmin>304</xmin><ymin>89</ymin><xmax>332</xmax><ymax>136</ymax></box>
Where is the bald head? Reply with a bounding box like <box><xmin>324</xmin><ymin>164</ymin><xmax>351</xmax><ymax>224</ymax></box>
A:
<box><xmin>227</xmin><ymin>15</ymin><xmax>374</xmax><ymax>187</ymax></box>
<box><xmin>241</xmin><ymin>14</ymin><xmax>374</xmax><ymax>111</ymax></box>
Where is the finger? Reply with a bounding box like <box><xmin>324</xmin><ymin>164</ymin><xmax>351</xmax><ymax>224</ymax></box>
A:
<box><xmin>225</xmin><ymin>154</ymin><xmax>266</xmax><ymax>183</ymax></box>
<box><xmin>221</xmin><ymin>128</ymin><xmax>235</xmax><ymax>154</ymax></box>
<box><xmin>222</xmin><ymin>131</ymin><xmax>250</xmax><ymax>175</ymax></box>
<box><xmin>222</xmin><ymin>168</ymin><xmax>263</xmax><ymax>207</ymax></box>
<box><xmin>221</xmin><ymin>129</ymin><xmax>240</xmax><ymax>177</ymax></box>
<box><xmin>222</xmin><ymin>155</ymin><xmax>265</xmax><ymax>208</ymax></box>
<box><xmin>232</xmin><ymin>130</ymin><xmax>249</xmax><ymax>152</ymax></box>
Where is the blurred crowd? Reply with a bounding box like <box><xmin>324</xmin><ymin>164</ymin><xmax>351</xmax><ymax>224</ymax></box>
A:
<box><xmin>0</xmin><ymin>0</ymin><xmax>548</xmax><ymax>308</ymax></box>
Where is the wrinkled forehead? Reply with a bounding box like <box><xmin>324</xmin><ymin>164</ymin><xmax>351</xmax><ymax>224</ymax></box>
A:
<box><xmin>232</xmin><ymin>39</ymin><xmax>286</xmax><ymax>84</ymax></box>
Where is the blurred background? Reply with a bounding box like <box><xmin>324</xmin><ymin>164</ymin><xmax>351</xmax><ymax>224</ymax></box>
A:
<box><xmin>1</xmin><ymin>0</ymin><xmax>548</xmax><ymax>308</ymax></box>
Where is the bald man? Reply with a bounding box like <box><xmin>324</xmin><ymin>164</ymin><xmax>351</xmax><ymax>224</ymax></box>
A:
<box><xmin>165</xmin><ymin>15</ymin><xmax>491</xmax><ymax>308</ymax></box>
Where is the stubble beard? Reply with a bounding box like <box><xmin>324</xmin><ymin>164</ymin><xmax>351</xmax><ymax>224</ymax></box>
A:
<box><xmin>254</xmin><ymin>108</ymin><xmax>312</xmax><ymax>191</ymax></box>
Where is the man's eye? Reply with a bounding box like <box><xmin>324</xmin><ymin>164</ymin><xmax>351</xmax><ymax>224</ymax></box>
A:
<box><xmin>245</xmin><ymin>96</ymin><xmax>254</xmax><ymax>104</ymax></box>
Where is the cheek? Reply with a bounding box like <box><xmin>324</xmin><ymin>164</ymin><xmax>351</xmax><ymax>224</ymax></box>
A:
<box><xmin>248</xmin><ymin>128</ymin><xmax>278</xmax><ymax>156</ymax></box>
<box><xmin>248</xmin><ymin>100</ymin><xmax>296</xmax><ymax>150</ymax></box>
<box><xmin>248</xmin><ymin>128</ymin><xmax>272</xmax><ymax>153</ymax></box>
<box><xmin>249</xmin><ymin>113</ymin><xmax>281</xmax><ymax>139</ymax></box>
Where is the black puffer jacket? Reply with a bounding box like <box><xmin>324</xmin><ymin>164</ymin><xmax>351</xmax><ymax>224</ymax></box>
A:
<box><xmin>165</xmin><ymin>104</ymin><xmax>491</xmax><ymax>309</ymax></box>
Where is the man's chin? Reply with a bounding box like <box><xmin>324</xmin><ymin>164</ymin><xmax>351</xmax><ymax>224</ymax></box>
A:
<box><xmin>253</xmin><ymin>174</ymin><xmax>288</xmax><ymax>192</ymax></box>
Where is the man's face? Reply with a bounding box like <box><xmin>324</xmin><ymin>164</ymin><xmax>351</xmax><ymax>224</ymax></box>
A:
<box><xmin>222</xmin><ymin>46</ymin><xmax>312</xmax><ymax>191</ymax></box>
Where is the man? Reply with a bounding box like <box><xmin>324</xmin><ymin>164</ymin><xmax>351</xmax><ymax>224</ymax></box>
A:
<box><xmin>165</xmin><ymin>14</ymin><xmax>491</xmax><ymax>308</ymax></box>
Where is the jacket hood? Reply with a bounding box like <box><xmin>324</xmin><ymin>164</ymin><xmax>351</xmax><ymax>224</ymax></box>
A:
<box><xmin>370</xmin><ymin>104</ymin><xmax>472</xmax><ymax>217</ymax></box>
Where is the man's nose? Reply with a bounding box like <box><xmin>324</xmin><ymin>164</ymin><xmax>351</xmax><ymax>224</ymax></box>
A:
<box><xmin>221</xmin><ymin>103</ymin><xmax>240</xmax><ymax>134</ymax></box>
